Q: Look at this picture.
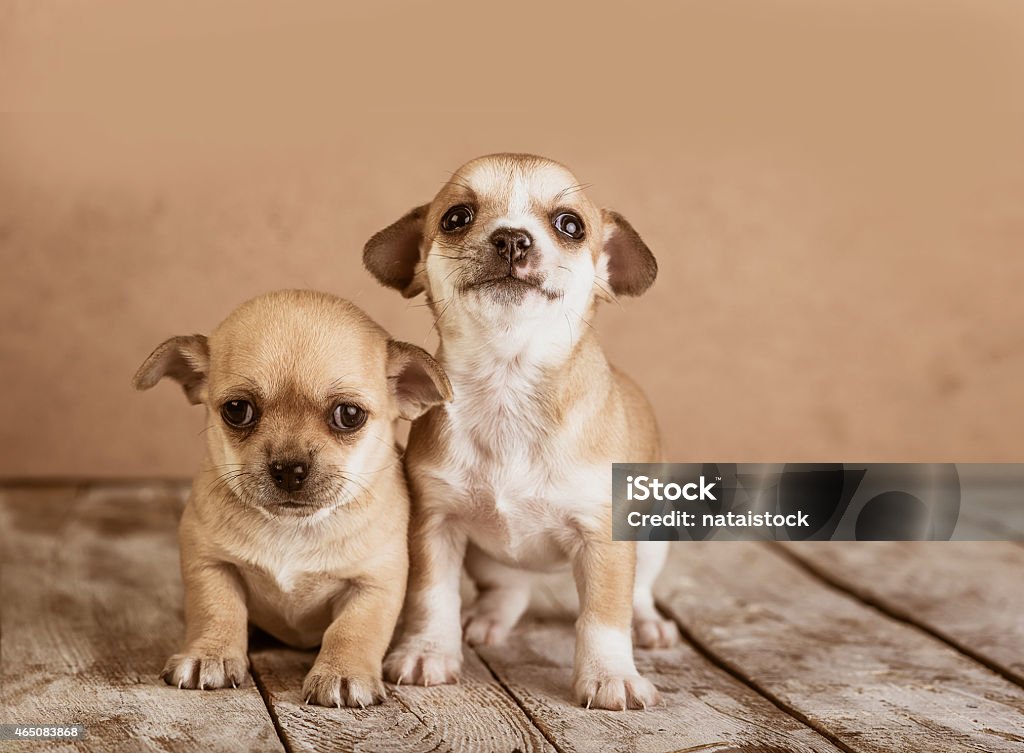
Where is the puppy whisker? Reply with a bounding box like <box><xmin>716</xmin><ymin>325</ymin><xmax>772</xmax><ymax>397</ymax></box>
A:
<box><xmin>441</xmin><ymin>172</ymin><xmax>475</xmax><ymax>194</ymax></box>
<box><xmin>564</xmin><ymin>306</ymin><xmax>597</xmax><ymax>333</ymax></box>
<box><xmin>407</xmin><ymin>297</ymin><xmax>447</xmax><ymax>310</ymax></box>
<box><xmin>204</xmin><ymin>469</ymin><xmax>249</xmax><ymax>499</ymax></box>
<box><xmin>553</xmin><ymin>182</ymin><xmax>594</xmax><ymax>205</ymax></box>
<box><xmin>442</xmin><ymin>264</ymin><xmax>467</xmax><ymax>284</ymax></box>
<box><xmin>201</xmin><ymin>462</ymin><xmax>245</xmax><ymax>472</ymax></box>
<box><xmin>434</xmin><ymin>239</ymin><xmax>480</xmax><ymax>256</ymax></box>
<box><xmin>325</xmin><ymin>374</ymin><xmax>363</xmax><ymax>395</ymax></box>
<box><xmin>563</xmin><ymin>312</ymin><xmax>575</xmax><ymax>351</ymax></box>
<box><xmin>593</xmin><ymin>275</ymin><xmax>621</xmax><ymax>307</ymax></box>
<box><xmin>426</xmin><ymin>298</ymin><xmax>454</xmax><ymax>342</ymax></box>
<box><xmin>217</xmin><ymin>371</ymin><xmax>267</xmax><ymax>399</ymax></box>
<box><xmin>346</xmin><ymin>458</ymin><xmax>401</xmax><ymax>477</ymax></box>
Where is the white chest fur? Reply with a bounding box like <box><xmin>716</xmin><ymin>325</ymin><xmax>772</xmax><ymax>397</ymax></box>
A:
<box><xmin>430</xmin><ymin>352</ymin><xmax>610</xmax><ymax>569</ymax></box>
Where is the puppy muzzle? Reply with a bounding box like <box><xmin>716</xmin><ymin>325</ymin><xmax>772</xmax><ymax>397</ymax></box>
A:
<box><xmin>489</xmin><ymin>227</ymin><xmax>533</xmax><ymax>266</ymax></box>
<box><xmin>268</xmin><ymin>459</ymin><xmax>309</xmax><ymax>493</ymax></box>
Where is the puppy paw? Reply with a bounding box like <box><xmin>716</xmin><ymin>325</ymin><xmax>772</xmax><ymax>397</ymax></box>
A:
<box><xmin>161</xmin><ymin>652</ymin><xmax>248</xmax><ymax>690</ymax></box>
<box><xmin>302</xmin><ymin>669</ymin><xmax>386</xmax><ymax>709</ymax></box>
<box><xmin>383</xmin><ymin>640</ymin><xmax>462</xmax><ymax>686</ymax></box>
<box><xmin>573</xmin><ymin>671</ymin><xmax>660</xmax><ymax>711</ymax></box>
<box><xmin>633</xmin><ymin>616</ymin><xmax>681</xmax><ymax>649</ymax></box>
<box><xmin>462</xmin><ymin>612</ymin><xmax>514</xmax><ymax>647</ymax></box>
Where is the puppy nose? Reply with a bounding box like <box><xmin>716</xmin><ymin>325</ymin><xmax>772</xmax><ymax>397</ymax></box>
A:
<box><xmin>490</xmin><ymin>228</ymin><xmax>533</xmax><ymax>265</ymax></box>
<box><xmin>268</xmin><ymin>460</ymin><xmax>308</xmax><ymax>493</ymax></box>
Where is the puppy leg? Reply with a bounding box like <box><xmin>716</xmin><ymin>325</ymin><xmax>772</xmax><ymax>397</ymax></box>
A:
<box><xmin>303</xmin><ymin>576</ymin><xmax>404</xmax><ymax>708</ymax></box>
<box><xmin>162</xmin><ymin>560</ymin><xmax>249</xmax><ymax>690</ymax></box>
<box><xmin>462</xmin><ymin>545</ymin><xmax>531</xmax><ymax>647</ymax></box>
<box><xmin>632</xmin><ymin>539</ymin><xmax>680</xmax><ymax>648</ymax></box>
<box><xmin>571</xmin><ymin>537</ymin><xmax>660</xmax><ymax>710</ymax></box>
<box><xmin>383</xmin><ymin>510</ymin><xmax>466</xmax><ymax>686</ymax></box>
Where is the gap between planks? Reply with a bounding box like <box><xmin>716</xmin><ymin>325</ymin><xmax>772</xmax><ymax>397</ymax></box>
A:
<box><xmin>250</xmin><ymin>661</ymin><xmax>297</xmax><ymax>753</ymax></box>
<box><xmin>654</xmin><ymin>541</ymin><xmax>1024</xmax><ymax>753</ymax></box>
<box><xmin>769</xmin><ymin>542</ymin><xmax>1024</xmax><ymax>690</ymax></box>
<box><xmin>650</xmin><ymin>598</ymin><xmax>859</xmax><ymax>753</ymax></box>
<box><xmin>470</xmin><ymin>648</ymin><xmax>565</xmax><ymax>753</ymax></box>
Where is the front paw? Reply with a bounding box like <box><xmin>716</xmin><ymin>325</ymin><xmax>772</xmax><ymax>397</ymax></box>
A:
<box><xmin>573</xmin><ymin>670</ymin><xmax>660</xmax><ymax>710</ymax></box>
<box><xmin>161</xmin><ymin>651</ymin><xmax>248</xmax><ymax>690</ymax></box>
<box><xmin>302</xmin><ymin>668</ymin><xmax>386</xmax><ymax>709</ymax></box>
<box><xmin>383</xmin><ymin>639</ymin><xmax>462</xmax><ymax>686</ymax></box>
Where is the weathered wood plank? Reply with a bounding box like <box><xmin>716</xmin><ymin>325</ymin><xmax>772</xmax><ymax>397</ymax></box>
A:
<box><xmin>657</xmin><ymin>542</ymin><xmax>1024</xmax><ymax>753</ymax></box>
<box><xmin>473</xmin><ymin>619</ymin><xmax>844</xmax><ymax>753</ymax></box>
<box><xmin>249</xmin><ymin>638</ymin><xmax>556</xmax><ymax>753</ymax></box>
<box><xmin>781</xmin><ymin>542</ymin><xmax>1024</xmax><ymax>686</ymax></box>
<box><xmin>0</xmin><ymin>484</ymin><xmax>284</xmax><ymax>753</ymax></box>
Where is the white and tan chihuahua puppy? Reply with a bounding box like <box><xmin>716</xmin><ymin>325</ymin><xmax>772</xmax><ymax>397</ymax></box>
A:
<box><xmin>133</xmin><ymin>290</ymin><xmax>451</xmax><ymax>708</ymax></box>
<box><xmin>364</xmin><ymin>154</ymin><xmax>678</xmax><ymax>711</ymax></box>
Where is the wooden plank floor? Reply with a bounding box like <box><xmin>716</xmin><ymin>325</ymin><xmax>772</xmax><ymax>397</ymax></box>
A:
<box><xmin>2</xmin><ymin>483</ymin><xmax>1022</xmax><ymax>753</ymax></box>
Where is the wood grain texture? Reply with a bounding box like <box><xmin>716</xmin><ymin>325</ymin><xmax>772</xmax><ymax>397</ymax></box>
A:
<box><xmin>0</xmin><ymin>484</ymin><xmax>284</xmax><ymax>753</ymax></box>
<box><xmin>781</xmin><ymin>542</ymin><xmax>1024</xmax><ymax>685</ymax></box>
<box><xmin>656</xmin><ymin>542</ymin><xmax>1024</xmax><ymax>753</ymax></box>
<box><xmin>473</xmin><ymin>620</ymin><xmax>844</xmax><ymax>753</ymax></box>
<box><xmin>249</xmin><ymin>639</ymin><xmax>555</xmax><ymax>753</ymax></box>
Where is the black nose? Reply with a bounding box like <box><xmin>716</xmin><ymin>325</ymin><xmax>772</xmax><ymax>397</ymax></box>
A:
<box><xmin>490</xmin><ymin>228</ymin><xmax>533</xmax><ymax>265</ymax></box>
<box><xmin>268</xmin><ymin>460</ymin><xmax>309</xmax><ymax>492</ymax></box>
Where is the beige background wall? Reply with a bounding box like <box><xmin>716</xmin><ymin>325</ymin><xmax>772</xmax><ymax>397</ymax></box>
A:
<box><xmin>1</xmin><ymin>1</ymin><xmax>1022</xmax><ymax>478</ymax></box>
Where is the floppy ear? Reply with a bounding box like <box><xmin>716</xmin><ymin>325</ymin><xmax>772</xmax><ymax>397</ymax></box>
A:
<box><xmin>363</xmin><ymin>204</ymin><xmax>429</xmax><ymax>298</ymax></box>
<box><xmin>386</xmin><ymin>340</ymin><xmax>453</xmax><ymax>421</ymax></box>
<box><xmin>132</xmin><ymin>335</ymin><xmax>210</xmax><ymax>405</ymax></box>
<box><xmin>600</xmin><ymin>209</ymin><xmax>658</xmax><ymax>297</ymax></box>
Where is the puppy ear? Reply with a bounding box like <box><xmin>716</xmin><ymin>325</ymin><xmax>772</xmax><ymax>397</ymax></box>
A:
<box><xmin>132</xmin><ymin>335</ymin><xmax>210</xmax><ymax>405</ymax></box>
<box><xmin>600</xmin><ymin>209</ymin><xmax>658</xmax><ymax>297</ymax></box>
<box><xmin>364</xmin><ymin>204</ymin><xmax>429</xmax><ymax>299</ymax></box>
<box><xmin>386</xmin><ymin>340</ymin><xmax>453</xmax><ymax>421</ymax></box>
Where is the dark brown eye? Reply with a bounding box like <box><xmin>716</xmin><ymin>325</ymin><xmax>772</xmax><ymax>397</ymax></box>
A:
<box><xmin>221</xmin><ymin>400</ymin><xmax>256</xmax><ymax>428</ymax></box>
<box><xmin>553</xmin><ymin>212</ymin><xmax>585</xmax><ymax>240</ymax></box>
<box><xmin>441</xmin><ymin>205</ymin><xmax>474</xmax><ymax>232</ymax></box>
<box><xmin>332</xmin><ymin>404</ymin><xmax>367</xmax><ymax>431</ymax></box>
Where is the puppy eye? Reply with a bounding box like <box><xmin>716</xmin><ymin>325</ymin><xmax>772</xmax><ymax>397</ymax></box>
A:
<box><xmin>553</xmin><ymin>212</ymin><xmax>585</xmax><ymax>240</ymax></box>
<box><xmin>441</xmin><ymin>205</ymin><xmax>474</xmax><ymax>233</ymax></box>
<box><xmin>221</xmin><ymin>400</ymin><xmax>256</xmax><ymax>428</ymax></box>
<box><xmin>332</xmin><ymin>404</ymin><xmax>367</xmax><ymax>432</ymax></box>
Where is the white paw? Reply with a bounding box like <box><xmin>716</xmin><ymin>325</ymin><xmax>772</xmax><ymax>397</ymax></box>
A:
<box><xmin>161</xmin><ymin>651</ymin><xmax>248</xmax><ymax>690</ymax></box>
<box><xmin>633</xmin><ymin>616</ymin><xmax>681</xmax><ymax>649</ymax></box>
<box><xmin>573</xmin><ymin>671</ymin><xmax>660</xmax><ymax>711</ymax></box>
<box><xmin>383</xmin><ymin>640</ymin><xmax>462</xmax><ymax>686</ymax></box>
<box><xmin>302</xmin><ymin>668</ymin><xmax>386</xmax><ymax>708</ymax></box>
<box><xmin>462</xmin><ymin>611</ymin><xmax>514</xmax><ymax>646</ymax></box>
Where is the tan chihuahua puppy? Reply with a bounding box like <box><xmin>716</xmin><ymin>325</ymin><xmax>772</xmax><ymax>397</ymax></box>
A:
<box><xmin>132</xmin><ymin>290</ymin><xmax>451</xmax><ymax>708</ymax></box>
<box><xmin>364</xmin><ymin>154</ymin><xmax>677</xmax><ymax>711</ymax></box>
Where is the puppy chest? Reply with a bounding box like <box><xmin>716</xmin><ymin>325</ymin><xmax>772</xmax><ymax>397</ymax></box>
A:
<box><xmin>458</xmin><ymin>460</ymin><xmax>610</xmax><ymax>568</ymax></box>
<box><xmin>238</xmin><ymin>566</ymin><xmax>347</xmax><ymax>648</ymax></box>
<box><xmin>436</xmin><ymin>393</ymin><xmax>613</xmax><ymax>563</ymax></box>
